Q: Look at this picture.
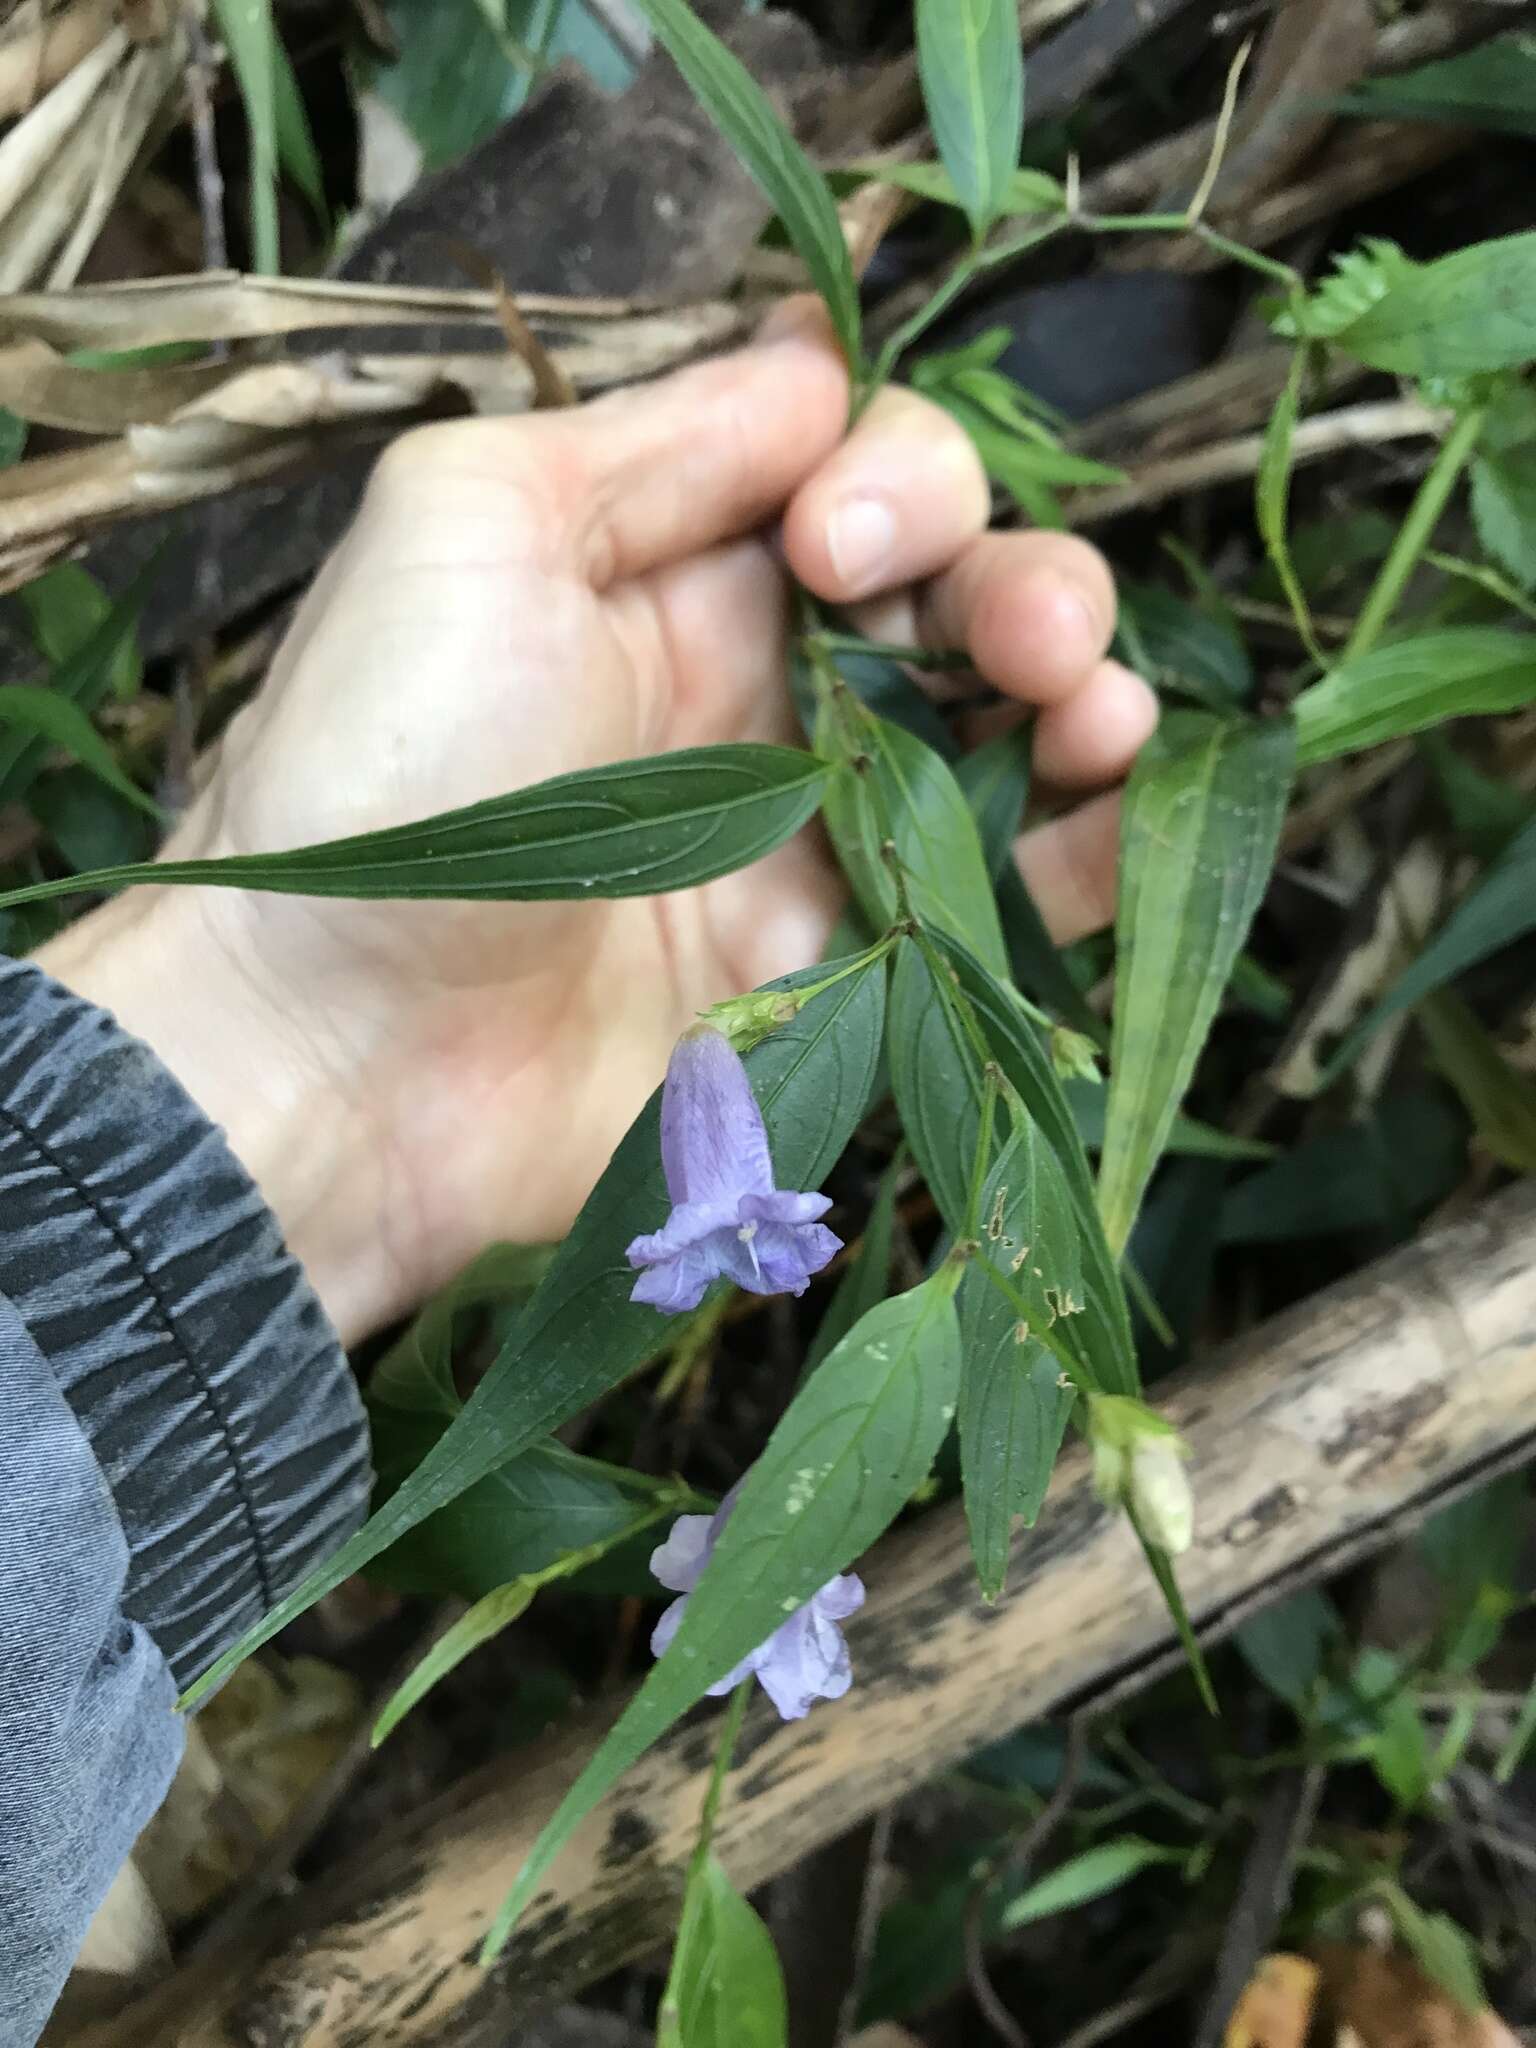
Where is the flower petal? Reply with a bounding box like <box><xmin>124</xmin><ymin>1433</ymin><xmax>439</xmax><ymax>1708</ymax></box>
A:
<box><xmin>658</xmin><ymin>1026</ymin><xmax>775</xmax><ymax>1206</ymax></box>
<box><xmin>649</xmin><ymin>1515</ymin><xmax>714</xmax><ymax>1594</ymax></box>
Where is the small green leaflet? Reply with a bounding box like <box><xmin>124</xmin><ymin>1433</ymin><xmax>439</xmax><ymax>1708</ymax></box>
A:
<box><xmin>914</xmin><ymin>0</ymin><xmax>1025</xmax><ymax>242</ymax></box>
<box><xmin>0</xmin><ymin>745</ymin><xmax>828</xmax><ymax>913</ymax></box>
<box><xmin>659</xmin><ymin>1858</ymin><xmax>788</xmax><ymax>2048</ymax></box>
<box><xmin>628</xmin><ymin>0</ymin><xmax>862</xmax><ymax>363</ymax></box>
<box><xmin>0</xmin><ymin>687</ymin><xmax>161</xmax><ymax>819</ymax></box>
<box><xmin>938</xmin><ymin>934</ymin><xmax>1139</xmax><ymax>1397</ymax></box>
<box><xmin>819</xmin><ymin>700</ymin><xmax>1008</xmax><ymax>976</ymax></box>
<box><xmin>484</xmin><ymin>1275</ymin><xmax>963</xmax><ymax>1958</ymax></box>
<box><xmin>180</xmin><ymin>957</ymin><xmax>886</xmax><ymax>1709</ymax></box>
<box><xmin>1327</xmin><ymin>230</ymin><xmax>1536</xmax><ymax>377</ymax></box>
<box><xmin>995</xmin><ymin>1837</ymin><xmax>1186</xmax><ymax>1932</ymax></box>
<box><xmin>1098</xmin><ymin>712</ymin><xmax>1294</xmax><ymax>1256</ymax></box>
<box><xmin>1323</xmin><ymin>809</ymin><xmax>1536</xmax><ymax>1079</ymax></box>
<box><xmin>1293</xmin><ymin>628</ymin><xmax>1536</xmax><ymax>764</ymax></box>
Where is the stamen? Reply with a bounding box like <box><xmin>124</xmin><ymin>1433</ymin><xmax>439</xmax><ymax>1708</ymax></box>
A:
<box><xmin>737</xmin><ymin>1217</ymin><xmax>762</xmax><ymax>1280</ymax></box>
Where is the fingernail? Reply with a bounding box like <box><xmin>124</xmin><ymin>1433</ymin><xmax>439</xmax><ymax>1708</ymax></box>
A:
<box><xmin>826</xmin><ymin>496</ymin><xmax>897</xmax><ymax>595</ymax></box>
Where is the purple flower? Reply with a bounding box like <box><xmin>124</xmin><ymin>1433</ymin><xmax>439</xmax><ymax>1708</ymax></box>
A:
<box><xmin>649</xmin><ymin>1490</ymin><xmax>866</xmax><ymax>1721</ymax></box>
<box><xmin>626</xmin><ymin>1024</ymin><xmax>841</xmax><ymax>1315</ymax></box>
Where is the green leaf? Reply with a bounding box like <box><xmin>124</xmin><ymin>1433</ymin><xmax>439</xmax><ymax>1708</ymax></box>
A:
<box><xmin>995</xmin><ymin>1837</ymin><xmax>1186</xmax><ymax>1932</ymax></box>
<box><xmin>1333</xmin><ymin>35</ymin><xmax>1536</xmax><ymax>137</ymax></box>
<box><xmin>1471</xmin><ymin>448</ymin><xmax>1536</xmax><ymax>588</ymax></box>
<box><xmin>1272</xmin><ymin>239</ymin><xmax>1413</xmax><ymax>345</ymax></box>
<box><xmin>372</xmin><ymin>1580</ymin><xmax>534</xmax><ymax>1745</ymax></box>
<box><xmin>16</xmin><ymin>562</ymin><xmax>141</xmax><ymax>701</ymax></box>
<box><xmin>938</xmin><ymin>935</ymin><xmax>1138</xmax><ymax>1396</ymax></box>
<box><xmin>1295</xmin><ymin>628</ymin><xmax>1536</xmax><ymax>764</ymax></box>
<box><xmin>181</xmin><ymin>956</ymin><xmax>885</xmax><ymax>1708</ymax></box>
<box><xmin>367</xmin><ymin>1242</ymin><xmax>555</xmax><ymax>1431</ymax></box>
<box><xmin>1219</xmin><ymin>1091</ymin><xmax>1466</xmax><ymax>1244</ymax></box>
<box><xmin>487</xmin><ymin>1275</ymin><xmax>964</xmax><ymax>1955</ymax></box>
<box><xmin>1235</xmin><ymin>1588</ymin><xmax>1342</xmax><ymax>1711</ymax></box>
<box><xmin>1328</xmin><ymin>231</ymin><xmax>1536</xmax><ymax>377</ymax></box>
<box><xmin>1323</xmin><ymin>807</ymin><xmax>1536</xmax><ymax>1076</ymax></box>
<box><xmin>819</xmin><ymin>699</ymin><xmax>1007</xmax><ymax>975</ymax></box>
<box><xmin>0</xmin><ymin>410</ymin><xmax>24</xmax><ymax>466</ymax></box>
<box><xmin>660</xmin><ymin>1857</ymin><xmax>788</xmax><ymax>2048</ymax></box>
<box><xmin>914</xmin><ymin>0</ymin><xmax>1024</xmax><ymax>241</ymax></box>
<box><xmin>211</xmin><ymin>0</ymin><xmax>281</xmax><ymax>271</ymax></box>
<box><xmin>1067</xmin><ymin>1081</ymin><xmax>1275</xmax><ymax>1163</ymax></box>
<box><xmin>888</xmin><ymin>937</ymin><xmax>990</xmax><ymax>1235</ymax></box>
<box><xmin>1117</xmin><ymin>581</ymin><xmax>1253</xmax><ymax>710</ymax></box>
<box><xmin>1098</xmin><ymin>712</ymin><xmax>1294</xmax><ymax>1255</ymax></box>
<box><xmin>0</xmin><ymin>548</ymin><xmax>163</xmax><ymax>808</ymax></box>
<box><xmin>629</xmin><ymin>0</ymin><xmax>861</xmax><ymax>362</ymax></box>
<box><xmin>955</xmin><ymin>724</ymin><xmax>1030</xmax><ymax>880</ymax></box>
<box><xmin>0</xmin><ymin>745</ymin><xmax>829</xmax><ymax>913</ymax></box>
<box><xmin>0</xmin><ymin>687</ymin><xmax>161</xmax><ymax>818</ymax></box>
<box><xmin>960</xmin><ymin>1127</ymin><xmax>1077</xmax><ymax>1596</ymax></box>
<box><xmin>849</xmin><ymin>160</ymin><xmax>1062</xmax><ymax>218</ymax></box>
<box><xmin>272</xmin><ymin>31</ymin><xmax>325</xmax><ymax>218</ymax></box>
<box><xmin>1382</xmin><ymin>1887</ymin><xmax>1486</xmax><ymax>2013</ymax></box>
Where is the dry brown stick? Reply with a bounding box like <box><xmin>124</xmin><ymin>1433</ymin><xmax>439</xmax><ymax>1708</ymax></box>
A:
<box><xmin>71</xmin><ymin>1182</ymin><xmax>1536</xmax><ymax>2048</ymax></box>
<box><xmin>1066</xmin><ymin>398</ymin><xmax>1452</xmax><ymax>525</ymax></box>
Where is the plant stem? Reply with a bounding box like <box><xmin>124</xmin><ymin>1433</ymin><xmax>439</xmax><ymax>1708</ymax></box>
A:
<box><xmin>1340</xmin><ymin>404</ymin><xmax>1485</xmax><ymax>665</ymax></box>
<box><xmin>695</xmin><ymin>1680</ymin><xmax>751</xmax><ymax>1859</ymax></box>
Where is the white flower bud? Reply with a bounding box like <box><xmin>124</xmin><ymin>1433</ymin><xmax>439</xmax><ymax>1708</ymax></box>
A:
<box><xmin>1129</xmin><ymin>1438</ymin><xmax>1194</xmax><ymax>1555</ymax></box>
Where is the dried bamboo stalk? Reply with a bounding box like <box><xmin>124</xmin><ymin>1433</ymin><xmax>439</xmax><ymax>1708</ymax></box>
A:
<box><xmin>73</xmin><ymin>1182</ymin><xmax>1536</xmax><ymax>2048</ymax></box>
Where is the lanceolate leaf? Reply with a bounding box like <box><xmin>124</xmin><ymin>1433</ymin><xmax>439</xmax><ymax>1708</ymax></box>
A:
<box><xmin>180</xmin><ymin>957</ymin><xmax>886</xmax><ymax>1709</ymax></box>
<box><xmin>888</xmin><ymin>937</ymin><xmax>990</xmax><ymax>1235</ymax></box>
<box><xmin>0</xmin><ymin>686</ymin><xmax>162</xmax><ymax>818</ymax></box>
<box><xmin>1098</xmin><ymin>713</ymin><xmax>1294</xmax><ymax>1256</ymax></box>
<box><xmin>915</xmin><ymin>0</ymin><xmax>1025</xmax><ymax>241</ymax></box>
<box><xmin>820</xmin><ymin>698</ymin><xmax>1008</xmax><ymax>976</ymax></box>
<box><xmin>1331</xmin><ymin>230</ymin><xmax>1536</xmax><ymax>376</ymax></box>
<box><xmin>660</xmin><ymin>1857</ymin><xmax>788</xmax><ymax>2048</ymax></box>
<box><xmin>485</xmin><ymin>1276</ymin><xmax>964</xmax><ymax>1958</ymax></box>
<box><xmin>938</xmin><ymin>934</ymin><xmax>1138</xmax><ymax>1396</ymax></box>
<box><xmin>629</xmin><ymin>0</ymin><xmax>862</xmax><ymax>362</ymax></box>
<box><xmin>960</xmin><ymin>1125</ymin><xmax>1079</xmax><ymax>1596</ymax></box>
<box><xmin>1294</xmin><ymin>630</ymin><xmax>1536</xmax><ymax>764</ymax></box>
<box><xmin>1323</xmin><ymin>808</ymin><xmax>1536</xmax><ymax>1077</ymax></box>
<box><xmin>0</xmin><ymin>745</ymin><xmax>828</xmax><ymax>912</ymax></box>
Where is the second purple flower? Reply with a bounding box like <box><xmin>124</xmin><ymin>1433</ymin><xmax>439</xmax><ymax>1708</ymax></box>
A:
<box><xmin>626</xmin><ymin>1023</ymin><xmax>841</xmax><ymax>1315</ymax></box>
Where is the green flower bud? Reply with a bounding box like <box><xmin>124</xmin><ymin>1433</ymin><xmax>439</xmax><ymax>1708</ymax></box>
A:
<box><xmin>1051</xmin><ymin>1026</ymin><xmax>1102</xmax><ymax>1085</ymax></box>
<box><xmin>1085</xmin><ymin>1393</ymin><xmax>1193</xmax><ymax>1553</ymax></box>
<box><xmin>699</xmin><ymin>987</ymin><xmax>803</xmax><ymax>1053</ymax></box>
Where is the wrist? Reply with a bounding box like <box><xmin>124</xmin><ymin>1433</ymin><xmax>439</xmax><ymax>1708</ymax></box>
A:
<box><xmin>34</xmin><ymin>886</ymin><xmax>401</xmax><ymax>1347</ymax></box>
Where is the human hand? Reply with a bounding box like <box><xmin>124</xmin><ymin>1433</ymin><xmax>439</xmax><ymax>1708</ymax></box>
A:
<box><xmin>38</xmin><ymin>302</ymin><xmax>1156</xmax><ymax>1344</ymax></box>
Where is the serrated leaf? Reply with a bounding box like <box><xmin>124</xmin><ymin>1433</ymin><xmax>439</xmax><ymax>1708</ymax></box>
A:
<box><xmin>0</xmin><ymin>744</ymin><xmax>829</xmax><ymax>913</ymax></box>
<box><xmin>1294</xmin><ymin>629</ymin><xmax>1536</xmax><ymax>764</ymax></box>
<box><xmin>630</xmin><ymin>0</ymin><xmax>861</xmax><ymax>361</ymax></box>
<box><xmin>1271</xmin><ymin>238</ymin><xmax>1412</xmax><ymax>343</ymax></box>
<box><xmin>0</xmin><ymin>686</ymin><xmax>161</xmax><ymax>818</ymax></box>
<box><xmin>1328</xmin><ymin>230</ymin><xmax>1536</xmax><ymax>376</ymax></box>
<box><xmin>180</xmin><ymin>957</ymin><xmax>886</xmax><ymax>1708</ymax></box>
<box><xmin>1098</xmin><ymin>712</ymin><xmax>1293</xmax><ymax>1256</ymax></box>
<box><xmin>819</xmin><ymin>699</ymin><xmax>1008</xmax><ymax>975</ymax></box>
<box><xmin>487</xmin><ymin>1275</ymin><xmax>963</xmax><ymax>1955</ymax></box>
<box><xmin>937</xmin><ymin>934</ymin><xmax>1138</xmax><ymax>1396</ymax></box>
<box><xmin>660</xmin><ymin>1857</ymin><xmax>788</xmax><ymax>2048</ymax></box>
<box><xmin>1323</xmin><ymin>807</ymin><xmax>1536</xmax><ymax>1076</ymax></box>
<box><xmin>915</xmin><ymin>0</ymin><xmax>1024</xmax><ymax>241</ymax></box>
<box><xmin>995</xmin><ymin>1837</ymin><xmax>1186</xmax><ymax>1932</ymax></box>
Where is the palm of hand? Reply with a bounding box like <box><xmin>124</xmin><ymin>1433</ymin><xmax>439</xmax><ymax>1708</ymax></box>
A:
<box><xmin>182</xmin><ymin>427</ymin><xmax>838</xmax><ymax>1268</ymax></box>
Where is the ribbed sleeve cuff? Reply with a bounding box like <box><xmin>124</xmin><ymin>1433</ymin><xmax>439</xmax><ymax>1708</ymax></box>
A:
<box><xmin>0</xmin><ymin>952</ymin><xmax>372</xmax><ymax>1691</ymax></box>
